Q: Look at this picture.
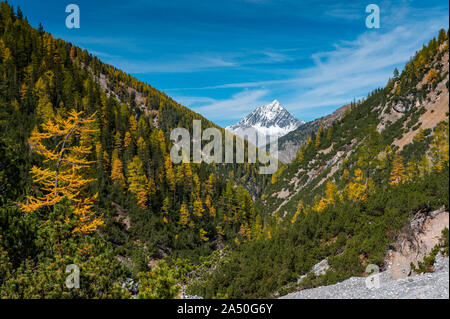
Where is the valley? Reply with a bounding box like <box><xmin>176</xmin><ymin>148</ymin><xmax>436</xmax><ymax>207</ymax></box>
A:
<box><xmin>0</xmin><ymin>1</ymin><xmax>449</xmax><ymax>300</ymax></box>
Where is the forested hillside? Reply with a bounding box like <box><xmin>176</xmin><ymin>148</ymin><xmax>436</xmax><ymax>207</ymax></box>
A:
<box><xmin>0</xmin><ymin>1</ymin><xmax>448</xmax><ymax>299</ymax></box>
<box><xmin>276</xmin><ymin>104</ymin><xmax>350</xmax><ymax>163</ymax></box>
<box><xmin>186</xmin><ymin>29</ymin><xmax>449</xmax><ymax>298</ymax></box>
<box><xmin>0</xmin><ymin>2</ymin><xmax>268</xmax><ymax>298</ymax></box>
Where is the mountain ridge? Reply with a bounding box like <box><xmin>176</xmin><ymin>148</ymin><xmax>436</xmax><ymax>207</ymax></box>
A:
<box><xmin>276</xmin><ymin>103</ymin><xmax>351</xmax><ymax>163</ymax></box>
<box><xmin>225</xmin><ymin>100</ymin><xmax>304</xmax><ymax>146</ymax></box>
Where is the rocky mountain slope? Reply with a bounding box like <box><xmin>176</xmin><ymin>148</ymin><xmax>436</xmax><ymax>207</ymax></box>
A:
<box><xmin>280</xmin><ymin>254</ymin><xmax>449</xmax><ymax>299</ymax></box>
<box><xmin>276</xmin><ymin>206</ymin><xmax>449</xmax><ymax>299</ymax></box>
<box><xmin>276</xmin><ymin>104</ymin><xmax>350</xmax><ymax>163</ymax></box>
<box><xmin>258</xmin><ymin>35</ymin><xmax>449</xmax><ymax>219</ymax></box>
<box><xmin>186</xmin><ymin>30</ymin><xmax>449</xmax><ymax>299</ymax></box>
<box><xmin>226</xmin><ymin>100</ymin><xmax>304</xmax><ymax>146</ymax></box>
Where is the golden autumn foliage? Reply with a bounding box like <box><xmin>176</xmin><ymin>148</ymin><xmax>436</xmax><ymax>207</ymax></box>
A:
<box><xmin>345</xmin><ymin>168</ymin><xmax>367</xmax><ymax>202</ymax></box>
<box><xmin>161</xmin><ymin>197</ymin><xmax>169</xmax><ymax>224</ymax></box>
<box><xmin>204</xmin><ymin>173</ymin><xmax>216</xmax><ymax>197</ymax></box>
<box><xmin>199</xmin><ymin>228</ymin><xmax>209</xmax><ymax>242</ymax></box>
<box><xmin>164</xmin><ymin>156</ymin><xmax>175</xmax><ymax>191</ymax></box>
<box><xmin>413</xmin><ymin>128</ymin><xmax>425</xmax><ymax>143</ymax></box>
<box><xmin>425</xmin><ymin>69</ymin><xmax>437</xmax><ymax>83</ymax></box>
<box><xmin>124</xmin><ymin>131</ymin><xmax>132</xmax><ymax>148</ymax></box>
<box><xmin>69</xmin><ymin>46</ymin><xmax>76</xmax><ymax>59</ymax></box>
<box><xmin>271</xmin><ymin>173</ymin><xmax>277</xmax><ymax>184</ymax></box>
<box><xmin>205</xmin><ymin>195</ymin><xmax>216</xmax><ymax>217</ymax></box>
<box><xmin>342</xmin><ymin>168</ymin><xmax>350</xmax><ymax>180</ymax></box>
<box><xmin>291</xmin><ymin>200</ymin><xmax>304</xmax><ymax>224</ymax></box>
<box><xmin>127</xmin><ymin>156</ymin><xmax>148</xmax><ymax>209</ymax></box>
<box><xmin>110</xmin><ymin>156</ymin><xmax>126</xmax><ymax>187</ymax></box>
<box><xmin>19</xmin><ymin>110</ymin><xmax>103</xmax><ymax>234</ymax></box>
<box><xmin>129</xmin><ymin>115</ymin><xmax>137</xmax><ymax>137</ymax></box>
<box><xmin>238</xmin><ymin>223</ymin><xmax>251</xmax><ymax>242</ymax></box>
<box><xmin>313</xmin><ymin>181</ymin><xmax>338</xmax><ymax>212</ymax></box>
<box><xmin>315</xmin><ymin>125</ymin><xmax>324</xmax><ymax>148</ymax></box>
<box><xmin>193</xmin><ymin>198</ymin><xmax>204</xmax><ymax>217</ymax></box>
<box><xmin>430</xmin><ymin>120</ymin><xmax>449</xmax><ymax>172</ymax></box>
<box><xmin>179</xmin><ymin>203</ymin><xmax>189</xmax><ymax>227</ymax></box>
<box><xmin>389</xmin><ymin>153</ymin><xmax>407</xmax><ymax>185</ymax></box>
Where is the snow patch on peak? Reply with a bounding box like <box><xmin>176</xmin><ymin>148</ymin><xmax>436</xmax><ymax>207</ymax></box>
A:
<box><xmin>226</xmin><ymin>100</ymin><xmax>305</xmax><ymax>147</ymax></box>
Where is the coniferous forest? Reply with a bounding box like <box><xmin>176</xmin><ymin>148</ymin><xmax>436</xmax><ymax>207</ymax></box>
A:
<box><xmin>0</xmin><ymin>1</ymin><xmax>449</xmax><ymax>299</ymax></box>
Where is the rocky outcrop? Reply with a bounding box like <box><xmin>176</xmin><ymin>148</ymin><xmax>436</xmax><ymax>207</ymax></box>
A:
<box><xmin>280</xmin><ymin>254</ymin><xmax>449</xmax><ymax>299</ymax></box>
<box><xmin>297</xmin><ymin>258</ymin><xmax>330</xmax><ymax>284</ymax></box>
<box><xmin>277</xmin><ymin>104</ymin><xmax>350</xmax><ymax>163</ymax></box>
<box><xmin>385</xmin><ymin>207</ymin><xmax>449</xmax><ymax>279</ymax></box>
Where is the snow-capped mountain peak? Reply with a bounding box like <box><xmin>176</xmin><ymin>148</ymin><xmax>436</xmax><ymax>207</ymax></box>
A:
<box><xmin>225</xmin><ymin>100</ymin><xmax>304</xmax><ymax>146</ymax></box>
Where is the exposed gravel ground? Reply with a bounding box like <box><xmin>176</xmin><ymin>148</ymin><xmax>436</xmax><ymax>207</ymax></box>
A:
<box><xmin>280</xmin><ymin>254</ymin><xmax>449</xmax><ymax>299</ymax></box>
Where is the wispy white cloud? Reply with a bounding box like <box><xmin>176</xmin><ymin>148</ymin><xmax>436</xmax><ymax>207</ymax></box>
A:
<box><xmin>189</xmin><ymin>89</ymin><xmax>269</xmax><ymax>120</ymax></box>
<box><xmin>108</xmin><ymin>48</ymin><xmax>297</xmax><ymax>74</ymax></box>
<box><xmin>88</xmin><ymin>50</ymin><xmax>122</xmax><ymax>59</ymax></box>
<box><xmin>284</xmin><ymin>11</ymin><xmax>448</xmax><ymax>111</ymax></box>
<box><xmin>323</xmin><ymin>3</ymin><xmax>364</xmax><ymax>20</ymax></box>
<box><xmin>186</xmin><ymin>3</ymin><xmax>449</xmax><ymax>121</ymax></box>
<box><xmin>102</xmin><ymin>54</ymin><xmax>235</xmax><ymax>73</ymax></box>
<box><xmin>173</xmin><ymin>96</ymin><xmax>216</xmax><ymax>105</ymax></box>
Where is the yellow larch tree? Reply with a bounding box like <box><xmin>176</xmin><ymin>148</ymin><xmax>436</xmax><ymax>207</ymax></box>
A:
<box><xmin>161</xmin><ymin>197</ymin><xmax>169</xmax><ymax>224</ymax></box>
<box><xmin>192</xmin><ymin>173</ymin><xmax>204</xmax><ymax>217</ymax></box>
<box><xmin>345</xmin><ymin>168</ymin><xmax>367</xmax><ymax>202</ymax></box>
<box><xmin>193</xmin><ymin>198</ymin><xmax>205</xmax><ymax>218</ymax></box>
<box><xmin>238</xmin><ymin>223</ymin><xmax>251</xmax><ymax>242</ymax></box>
<box><xmin>430</xmin><ymin>120</ymin><xmax>449</xmax><ymax>172</ymax></box>
<box><xmin>179</xmin><ymin>203</ymin><xmax>189</xmax><ymax>227</ymax></box>
<box><xmin>199</xmin><ymin>228</ymin><xmax>209</xmax><ymax>242</ymax></box>
<box><xmin>110</xmin><ymin>149</ymin><xmax>126</xmax><ymax>187</ymax></box>
<box><xmin>313</xmin><ymin>181</ymin><xmax>338</xmax><ymax>212</ymax></box>
<box><xmin>271</xmin><ymin>173</ymin><xmax>277</xmax><ymax>184</ymax></box>
<box><xmin>425</xmin><ymin>69</ymin><xmax>437</xmax><ymax>83</ymax></box>
<box><xmin>19</xmin><ymin>110</ymin><xmax>103</xmax><ymax>234</ymax></box>
<box><xmin>389</xmin><ymin>153</ymin><xmax>406</xmax><ymax>185</ymax></box>
<box><xmin>164</xmin><ymin>156</ymin><xmax>175</xmax><ymax>192</ymax></box>
<box><xmin>413</xmin><ymin>128</ymin><xmax>425</xmax><ymax>143</ymax></box>
<box><xmin>205</xmin><ymin>195</ymin><xmax>216</xmax><ymax>217</ymax></box>
<box><xmin>114</xmin><ymin>131</ymin><xmax>122</xmax><ymax>154</ymax></box>
<box><xmin>204</xmin><ymin>173</ymin><xmax>216</xmax><ymax>197</ymax></box>
<box><xmin>291</xmin><ymin>200</ymin><xmax>305</xmax><ymax>224</ymax></box>
<box><xmin>129</xmin><ymin>115</ymin><xmax>138</xmax><ymax>138</ymax></box>
<box><xmin>342</xmin><ymin>168</ymin><xmax>350</xmax><ymax>181</ymax></box>
<box><xmin>123</xmin><ymin>131</ymin><xmax>132</xmax><ymax>148</ymax></box>
<box><xmin>127</xmin><ymin>156</ymin><xmax>148</xmax><ymax>209</ymax></box>
<box><xmin>315</xmin><ymin>125</ymin><xmax>324</xmax><ymax>148</ymax></box>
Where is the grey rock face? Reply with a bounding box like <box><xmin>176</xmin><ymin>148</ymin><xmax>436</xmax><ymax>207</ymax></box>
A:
<box><xmin>281</xmin><ymin>255</ymin><xmax>449</xmax><ymax>299</ymax></box>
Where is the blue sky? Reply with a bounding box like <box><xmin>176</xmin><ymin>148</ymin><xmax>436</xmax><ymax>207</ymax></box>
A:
<box><xmin>9</xmin><ymin>0</ymin><xmax>449</xmax><ymax>127</ymax></box>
